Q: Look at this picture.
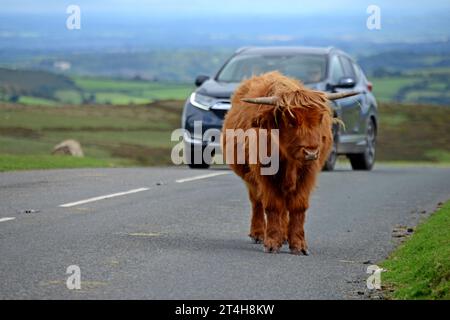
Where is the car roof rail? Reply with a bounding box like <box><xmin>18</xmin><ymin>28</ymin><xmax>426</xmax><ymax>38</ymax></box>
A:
<box><xmin>235</xmin><ymin>46</ymin><xmax>253</xmax><ymax>54</ymax></box>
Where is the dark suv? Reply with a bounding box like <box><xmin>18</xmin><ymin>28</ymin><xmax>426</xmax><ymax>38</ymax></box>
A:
<box><xmin>181</xmin><ymin>46</ymin><xmax>377</xmax><ymax>171</ymax></box>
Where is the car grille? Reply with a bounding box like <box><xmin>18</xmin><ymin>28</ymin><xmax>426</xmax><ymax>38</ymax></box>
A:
<box><xmin>210</xmin><ymin>100</ymin><xmax>231</xmax><ymax>120</ymax></box>
<box><xmin>211</xmin><ymin>109</ymin><xmax>228</xmax><ymax>119</ymax></box>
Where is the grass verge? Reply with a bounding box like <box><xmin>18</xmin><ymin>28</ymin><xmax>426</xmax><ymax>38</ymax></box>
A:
<box><xmin>380</xmin><ymin>200</ymin><xmax>450</xmax><ymax>299</ymax></box>
<box><xmin>0</xmin><ymin>154</ymin><xmax>129</xmax><ymax>172</ymax></box>
<box><xmin>0</xmin><ymin>101</ymin><xmax>181</xmax><ymax>171</ymax></box>
<box><xmin>377</xmin><ymin>103</ymin><xmax>450</xmax><ymax>162</ymax></box>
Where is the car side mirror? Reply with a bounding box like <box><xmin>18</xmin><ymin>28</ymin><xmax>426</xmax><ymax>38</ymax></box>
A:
<box><xmin>333</xmin><ymin>77</ymin><xmax>356</xmax><ymax>89</ymax></box>
<box><xmin>195</xmin><ymin>75</ymin><xmax>210</xmax><ymax>87</ymax></box>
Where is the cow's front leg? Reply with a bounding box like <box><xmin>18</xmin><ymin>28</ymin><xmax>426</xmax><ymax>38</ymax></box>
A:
<box><xmin>281</xmin><ymin>210</ymin><xmax>289</xmax><ymax>244</ymax></box>
<box><xmin>263</xmin><ymin>200</ymin><xmax>285</xmax><ymax>253</ymax></box>
<box><xmin>287</xmin><ymin>203</ymin><xmax>309</xmax><ymax>255</ymax></box>
<box><xmin>247</xmin><ymin>183</ymin><xmax>265</xmax><ymax>243</ymax></box>
<box><xmin>249</xmin><ymin>200</ymin><xmax>265</xmax><ymax>243</ymax></box>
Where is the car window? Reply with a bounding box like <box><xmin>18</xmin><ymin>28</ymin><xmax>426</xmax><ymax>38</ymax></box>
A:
<box><xmin>216</xmin><ymin>54</ymin><xmax>327</xmax><ymax>84</ymax></box>
<box><xmin>339</xmin><ymin>56</ymin><xmax>356</xmax><ymax>79</ymax></box>
<box><xmin>329</xmin><ymin>55</ymin><xmax>345</xmax><ymax>84</ymax></box>
<box><xmin>352</xmin><ymin>62</ymin><xmax>361</xmax><ymax>82</ymax></box>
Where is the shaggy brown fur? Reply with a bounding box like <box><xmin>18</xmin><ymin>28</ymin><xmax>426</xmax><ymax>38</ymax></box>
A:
<box><xmin>222</xmin><ymin>71</ymin><xmax>333</xmax><ymax>254</ymax></box>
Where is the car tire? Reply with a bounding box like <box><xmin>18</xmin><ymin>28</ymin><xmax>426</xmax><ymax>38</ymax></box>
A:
<box><xmin>186</xmin><ymin>144</ymin><xmax>210</xmax><ymax>169</ymax></box>
<box><xmin>348</xmin><ymin>118</ymin><xmax>376</xmax><ymax>171</ymax></box>
<box><xmin>322</xmin><ymin>125</ymin><xmax>339</xmax><ymax>171</ymax></box>
<box><xmin>188</xmin><ymin>163</ymin><xmax>210</xmax><ymax>169</ymax></box>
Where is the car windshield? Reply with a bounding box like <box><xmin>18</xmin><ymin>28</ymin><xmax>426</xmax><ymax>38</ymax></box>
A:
<box><xmin>216</xmin><ymin>53</ymin><xmax>327</xmax><ymax>84</ymax></box>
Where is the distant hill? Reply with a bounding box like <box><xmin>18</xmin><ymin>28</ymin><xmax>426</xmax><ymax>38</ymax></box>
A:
<box><xmin>0</xmin><ymin>68</ymin><xmax>78</xmax><ymax>96</ymax></box>
<box><xmin>1</xmin><ymin>44</ymin><xmax>450</xmax><ymax>106</ymax></box>
<box><xmin>0</xmin><ymin>68</ymin><xmax>192</xmax><ymax>106</ymax></box>
<box><xmin>0</xmin><ymin>68</ymin><xmax>83</xmax><ymax>104</ymax></box>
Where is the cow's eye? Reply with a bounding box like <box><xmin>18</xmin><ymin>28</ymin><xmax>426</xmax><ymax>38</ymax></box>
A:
<box><xmin>287</xmin><ymin>118</ymin><xmax>297</xmax><ymax>128</ymax></box>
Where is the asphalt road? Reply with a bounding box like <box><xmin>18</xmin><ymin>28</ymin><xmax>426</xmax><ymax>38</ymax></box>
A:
<box><xmin>0</xmin><ymin>164</ymin><xmax>449</xmax><ymax>299</ymax></box>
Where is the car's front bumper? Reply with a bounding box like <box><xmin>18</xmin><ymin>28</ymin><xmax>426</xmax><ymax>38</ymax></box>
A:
<box><xmin>183</xmin><ymin>132</ymin><xmax>222</xmax><ymax>151</ymax></box>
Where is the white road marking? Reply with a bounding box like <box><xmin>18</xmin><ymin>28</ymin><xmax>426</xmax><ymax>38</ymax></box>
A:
<box><xmin>128</xmin><ymin>232</ymin><xmax>162</xmax><ymax>237</ymax></box>
<box><xmin>175</xmin><ymin>171</ymin><xmax>230</xmax><ymax>183</ymax></box>
<box><xmin>0</xmin><ymin>217</ymin><xmax>16</xmax><ymax>223</ymax></box>
<box><xmin>59</xmin><ymin>187</ymin><xmax>150</xmax><ymax>208</ymax></box>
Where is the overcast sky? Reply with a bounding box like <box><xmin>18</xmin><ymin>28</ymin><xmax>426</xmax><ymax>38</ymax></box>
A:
<box><xmin>2</xmin><ymin>0</ymin><xmax>448</xmax><ymax>16</ymax></box>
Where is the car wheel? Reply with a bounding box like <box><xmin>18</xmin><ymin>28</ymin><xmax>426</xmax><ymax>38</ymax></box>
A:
<box><xmin>186</xmin><ymin>144</ymin><xmax>210</xmax><ymax>169</ymax></box>
<box><xmin>348</xmin><ymin>118</ymin><xmax>376</xmax><ymax>171</ymax></box>
<box><xmin>322</xmin><ymin>126</ymin><xmax>339</xmax><ymax>171</ymax></box>
<box><xmin>188</xmin><ymin>163</ymin><xmax>210</xmax><ymax>169</ymax></box>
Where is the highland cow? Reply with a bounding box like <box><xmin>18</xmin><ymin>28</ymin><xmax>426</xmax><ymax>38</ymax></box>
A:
<box><xmin>222</xmin><ymin>71</ymin><xmax>357</xmax><ymax>254</ymax></box>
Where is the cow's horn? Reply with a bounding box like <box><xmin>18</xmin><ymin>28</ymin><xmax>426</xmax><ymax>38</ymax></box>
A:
<box><xmin>241</xmin><ymin>96</ymin><xmax>279</xmax><ymax>105</ymax></box>
<box><xmin>325</xmin><ymin>91</ymin><xmax>360</xmax><ymax>100</ymax></box>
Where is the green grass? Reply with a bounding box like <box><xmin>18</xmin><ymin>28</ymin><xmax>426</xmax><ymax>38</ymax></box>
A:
<box><xmin>72</xmin><ymin>76</ymin><xmax>193</xmax><ymax>104</ymax></box>
<box><xmin>375</xmin><ymin>161</ymin><xmax>450</xmax><ymax>168</ymax></box>
<box><xmin>0</xmin><ymin>101</ymin><xmax>182</xmax><ymax>170</ymax></box>
<box><xmin>377</xmin><ymin>103</ymin><xmax>450</xmax><ymax>162</ymax></box>
<box><xmin>0</xmin><ymin>100</ymin><xmax>449</xmax><ymax>171</ymax></box>
<box><xmin>93</xmin><ymin>92</ymin><xmax>150</xmax><ymax>105</ymax></box>
<box><xmin>73</xmin><ymin>77</ymin><xmax>162</xmax><ymax>91</ymax></box>
<box><xmin>424</xmin><ymin>150</ymin><xmax>450</xmax><ymax>162</ymax></box>
<box><xmin>0</xmin><ymin>103</ymin><xmax>180</xmax><ymax>130</ymax></box>
<box><xmin>0</xmin><ymin>154</ymin><xmax>127</xmax><ymax>171</ymax></box>
<box><xmin>18</xmin><ymin>96</ymin><xmax>58</xmax><ymax>106</ymax></box>
<box><xmin>405</xmin><ymin>67</ymin><xmax>450</xmax><ymax>76</ymax></box>
<box><xmin>5</xmin><ymin>69</ymin><xmax>450</xmax><ymax>106</ymax></box>
<box><xmin>371</xmin><ymin>76</ymin><xmax>421</xmax><ymax>102</ymax></box>
<box><xmin>428</xmin><ymin>82</ymin><xmax>447</xmax><ymax>91</ymax></box>
<box><xmin>381</xmin><ymin>200</ymin><xmax>450</xmax><ymax>299</ymax></box>
<box><xmin>54</xmin><ymin>89</ymin><xmax>83</xmax><ymax>104</ymax></box>
<box><xmin>370</xmin><ymin>67</ymin><xmax>450</xmax><ymax>105</ymax></box>
<box><xmin>405</xmin><ymin>90</ymin><xmax>450</xmax><ymax>103</ymax></box>
<box><xmin>0</xmin><ymin>67</ymin><xmax>78</xmax><ymax>105</ymax></box>
<box><xmin>1</xmin><ymin>68</ymin><xmax>194</xmax><ymax>106</ymax></box>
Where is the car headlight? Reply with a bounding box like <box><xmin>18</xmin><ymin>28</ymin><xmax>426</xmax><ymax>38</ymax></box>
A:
<box><xmin>189</xmin><ymin>92</ymin><xmax>217</xmax><ymax>110</ymax></box>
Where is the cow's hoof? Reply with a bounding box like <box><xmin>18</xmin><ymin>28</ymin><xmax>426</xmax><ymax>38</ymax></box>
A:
<box><xmin>252</xmin><ymin>237</ymin><xmax>263</xmax><ymax>244</ymax></box>
<box><xmin>264</xmin><ymin>246</ymin><xmax>281</xmax><ymax>254</ymax></box>
<box><xmin>264</xmin><ymin>237</ymin><xmax>282</xmax><ymax>253</ymax></box>
<box><xmin>290</xmin><ymin>248</ymin><xmax>310</xmax><ymax>256</ymax></box>
<box><xmin>249</xmin><ymin>233</ymin><xmax>264</xmax><ymax>244</ymax></box>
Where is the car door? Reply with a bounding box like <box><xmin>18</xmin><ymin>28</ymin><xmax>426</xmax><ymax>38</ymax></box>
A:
<box><xmin>329</xmin><ymin>55</ymin><xmax>362</xmax><ymax>135</ymax></box>
<box><xmin>338</xmin><ymin>55</ymin><xmax>364</xmax><ymax>134</ymax></box>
